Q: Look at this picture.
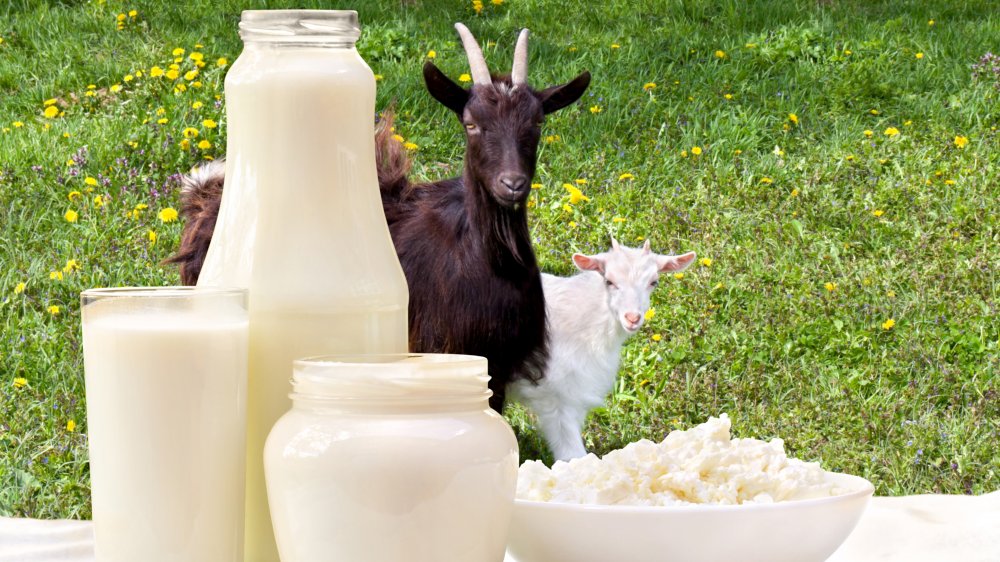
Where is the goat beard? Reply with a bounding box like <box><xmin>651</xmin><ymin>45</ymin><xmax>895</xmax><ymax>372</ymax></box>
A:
<box><xmin>490</xmin><ymin>204</ymin><xmax>531</xmax><ymax>268</ymax></box>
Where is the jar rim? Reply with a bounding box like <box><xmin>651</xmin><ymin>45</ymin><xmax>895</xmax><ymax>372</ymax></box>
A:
<box><xmin>81</xmin><ymin>286</ymin><xmax>247</xmax><ymax>300</ymax></box>
<box><xmin>291</xmin><ymin>354</ymin><xmax>492</xmax><ymax>403</ymax></box>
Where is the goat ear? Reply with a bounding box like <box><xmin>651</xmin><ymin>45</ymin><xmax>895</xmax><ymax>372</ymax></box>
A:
<box><xmin>642</xmin><ymin>239</ymin><xmax>651</xmax><ymax>254</ymax></box>
<box><xmin>573</xmin><ymin>253</ymin><xmax>605</xmax><ymax>273</ymax></box>
<box><xmin>656</xmin><ymin>251</ymin><xmax>697</xmax><ymax>273</ymax></box>
<box><xmin>539</xmin><ymin>71</ymin><xmax>591</xmax><ymax>114</ymax></box>
<box><xmin>423</xmin><ymin>62</ymin><xmax>469</xmax><ymax>114</ymax></box>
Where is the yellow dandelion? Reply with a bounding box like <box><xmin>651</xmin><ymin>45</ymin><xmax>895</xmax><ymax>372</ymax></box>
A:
<box><xmin>881</xmin><ymin>319</ymin><xmax>895</xmax><ymax>331</ymax></box>
<box><xmin>790</xmin><ymin>188</ymin><xmax>800</xmax><ymax>197</ymax></box>
<box><xmin>14</xmin><ymin>282</ymin><xmax>27</xmax><ymax>295</ymax></box>
<box><xmin>575</xmin><ymin>178</ymin><xmax>587</xmax><ymax>185</ymax></box>
<box><xmin>915</xmin><ymin>52</ymin><xmax>924</xmax><ymax>59</ymax></box>
<box><xmin>673</xmin><ymin>273</ymin><xmax>684</xmax><ymax>280</ymax></box>
<box><xmin>691</xmin><ymin>146</ymin><xmax>702</xmax><ymax>156</ymax></box>
<box><xmin>44</xmin><ymin>105</ymin><xmax>59</xmax><ymax>118</ymax></box>
<box><xmin>530</xmin><ymin>183</ymin><xmax>542</xmax><ymax>190</ymax></box>
<box><xmin>870</xmin><ymin>109</ymin><xmax>879</xmax><ymax>115</ymax></box>
<box><xmin>714</xmin><ymin>50</ymin><xmax>726</xmax><ymax>58</ymax></box>
<box><xmin>644</xmin><ymin>308</ymin><xmax>656</xmax><ymax>320</ymax></box>
<box><xmin>651</xmin><ymin>334</ymin><xmax>662</xmax><ymax>342</ymax></box>
<box><xmin>63</xmin><ymin>259</ymin><xmax>81</xmax><ymax>273</ymax></box>
<box><xmin>66</xmin><ymin>420</ymin><xmax>76</xmax><ymax>432</ymax></box>
<box><xmin>643</xmin><ymin>82</ymin><xmax>656</xmax><ymax>91</ymax></box>
<box><xmin>84</xmin><ymin>177</ymin><xmax>98</xmax><ymax>187</ymax></box>
<box><xmin>944</xmin><ymin>179</ymin><xmax>955</xmax><ymax>185</ymax></box>
<box><xmin>202</xmin><ymin>119</ymin><xmax>217</xmax><ymax>129</ymax></box>
<box><xmin>197</xmin><ymin>140</ymin><xmax>212</xmax><ymax>150</ymax></box>
<box><xmin>619</xmin><ymin>173</ymin><xmax>634</xmax><ymax>181</ymax></box>
<box><xmin>724</xmin><ymin>93</ymin><xmax>733</xmax><ymax>100</ymax></box>
<box><xmin>13</xmin><ymin>377</ymin><xmax>27</xmax><ymax>388</ymax></box>
<box><xmin>158</xmin><ymin>207</ymin><xmax>179</xmax><ymax>222</ymax></box>
<box><xmin>165</xmin><ymin>69</ymin><xmax>179</xmax><ymax>80</ymax></box>
<box><xmin>157</xmin><ymin>118</ymin><xmax>169</xmax><ymax>125</ymax></box>
<box><xmin>459</xmin><ymin>73</ymin><xmax>471</xmax><ymax>83</ymax></box>
<box><xmin>681</xmin><ymin>150</ymin><xmax>688</xmax><ymax>158</ymax></box>
<box><xmin>824</xmin><ymin>282</ymin><xmax>836</xmax><ymax>292</ymax></box>
<box><xmin>172</xmin><ymin>47</ymin><xmax>185</xmax><ymax>56</ymax></box>
<box><xmin>426</xmin><ymin>50</ymin><xmax>436</xmax><ymax>59</ymax></box>
<box><xmin>788</xmin><ymin>113</ymin><xmax>799</xmax><ymax>124</ymax></box>
<box><xmin>954</xmin><ymin>135</ymin><xmax>968</xmax><ymax>149</ymax></box>
<box><xmin>612</xmin><ymin>217</ymin><xmax>626</xmax><ymax>223</ymax></box>
<box><xmin>49</xmin><ymin>270</ymin><xmax>63</xmax><ymax>281</ymax></box>
<box><xmin>93</xmin><ymin>195</ymin><xmax>106</xmax><ymax>207</ymax></box>
<box><xmin>182</xmin><ymin>127</ymin><xmax>199</xmax><ymax>138</ymax></box>
<box><xmin>928</xmin><ymin>19</ymin><xmax>935</xmax><ymax>26</ymax></box>
<box><xmin>590</xmin><ymin>105</ymin><xmax>602</xmax><ymax>114</ymax></box>
<box><xmin>184</xmin><ymin>69</ymin><xmax>199</xmax><ymax>81</ymax></box>
<box><xmin>563</xmin><ymin>183</ymin><xmax>590</xmax><ymax>204</ymax></box>
<box><xmin>217</xmin><ymin>57</ymin><xmax>228</xmax><ymax>67</ymax></box>
<box><xmin>13</xmin><ymin>121</ymin><xmax>24</xmax><ymax>128</ymax></box>
<box><xmin>179</xmin><ymin>138</ymin><xmax>191</xmax><ymax>150</ymax></box>
<box><xmin>403</xmin><ymin>141</ymin><xmax>418</xmax><ymax>150</ymax></box>
<box><xmin>47</xmin><ymin>305</ymin><xmax>60</xmax><ymax>315</ymax></box>
<box><xmin>760</xmin><ymin>177</ymin><xmax>774</xmax><ymax>184</ymax></box>
<box><xmin>610</xmin><ymin>43</ymin><xmax>620</xmax><ymax>49</ymax></box>
<box><xmin>148</xmin><ymin>230</ymin><xmax>158</xmax><ymax>245</ymax></box>
<box><xmin>562</xmin><ymin>204</ymin><xmax>573</xmax><ymax>213</ymax></box>
<box><xmin>189</xmin><ymin>52</ymin><xmax>204</xmax><ymax>62</ymax></box>
<box><xmin>124</xmin><ymin>74</ymin><xmax>134</xmax><ymax>82</ymax></box>
<box><xmin>884</xmin><ymin>127</ymin><xmax>900</xmax><ymax>137</ymax></box>
<box><xmin>873</xmin><ymin>209</ymin><xmax>884</xmax><ymax>217</ymax></box>
<box><xmin>64</xmin><ymin>209</ymin><xmax>78</xmax><ymax>223</ymax></box>
<box><xmin>700</xmin><ymin>258</ymin><xmax>712</xmax><ymax>267</ymax></box>
<box><xmin>568</xmin><ymin>220</ymin><xmax>577</xmax><ymax>228</ymax></box>
<box><xmin>68</xmin><ymin>191</ymin><xmax>81</xmax><ymax>201</ymax></box>
<box><xmin>150</xmin><ymin>66</ymin><xmax>164</xmax><ymax>78</ymax></box>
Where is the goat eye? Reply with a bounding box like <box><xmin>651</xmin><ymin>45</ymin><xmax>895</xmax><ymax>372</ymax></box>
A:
<box><xmin>650</xmin><ymin>280</ymin><xmax>659</xmax><ymax>288</ymax></box>
<box><xmin>605</xmin><ymin>279</ymin><xmax>617</xmax><ymax>289</ymax></box>
<box><xmin>465</xmin><ymin>123</ymin><xmax>477</xmax><ymax>131</ymax></box>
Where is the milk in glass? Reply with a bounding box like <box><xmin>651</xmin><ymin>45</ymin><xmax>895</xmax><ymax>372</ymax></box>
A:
<box><xmin>81</xmin><ymin>287</ymin><xmax>248</xmax><ymax>562</ymax></box>
<box><xmin>198</xmin><ymin>10</ymin><xmax>409</xmax><ymax>560</ymax></box>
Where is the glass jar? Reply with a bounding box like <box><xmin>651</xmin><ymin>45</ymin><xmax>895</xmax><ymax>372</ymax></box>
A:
<box><xmin>199</xmin><ymin>10</ymin><xmax>410</xmax><ymax>560</ymax></box>
<box><xmin>264</xmin><ymin>354</ymin><xmax>518</xmax><ymax>562</ymax></box>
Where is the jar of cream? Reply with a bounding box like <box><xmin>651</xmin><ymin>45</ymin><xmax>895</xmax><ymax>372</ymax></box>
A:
<box><xmin>264</xmin><ymin>354</ymin><xmax>518</xmax><ymax>562</ymax></box>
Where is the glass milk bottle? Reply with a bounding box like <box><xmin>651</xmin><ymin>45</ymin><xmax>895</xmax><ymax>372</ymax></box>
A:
<box><xmin>198</xmin><ymin>10</ymin><xmax>409</xmax><ymax>561</ymax></box>
<box><xmin>264</xmin><ymin>355</ymin><xmax>519</xmax><ymax>562</ymax></box>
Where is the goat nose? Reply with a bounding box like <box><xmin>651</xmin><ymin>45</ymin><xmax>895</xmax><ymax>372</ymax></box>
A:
<box><xmin>625</xmin><ymin>312</ymin><xmax>641</xmax><ymax>324</ymax></box>
<box><xmin>500</xmin><ymin>174</ymin><xmax>528</xmax><ymax>193</ymax></box>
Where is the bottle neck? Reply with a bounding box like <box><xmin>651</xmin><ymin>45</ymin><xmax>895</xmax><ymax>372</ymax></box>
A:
<box><xmin>239</xmin><ymin>9</ymin><xmax>360</xmax><ymax>48</ymax></box>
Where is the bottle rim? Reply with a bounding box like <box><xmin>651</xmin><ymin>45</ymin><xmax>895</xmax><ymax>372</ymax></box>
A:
<box><xmin>239</xmin><ymin>10</ymin><xmax>361</xmax><ymax>43</ymax></box>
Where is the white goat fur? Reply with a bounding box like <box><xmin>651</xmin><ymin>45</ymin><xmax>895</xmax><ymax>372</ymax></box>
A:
<box><xmin>508</xmin><ymin>239</ymin><xmax>696</xmax><ymax>461</ymax></box>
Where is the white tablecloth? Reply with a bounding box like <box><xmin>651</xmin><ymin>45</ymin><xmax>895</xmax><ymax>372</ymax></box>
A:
<box><xmin>2</xmin><ymin>493</ymin><xmax>998</xmax><ymax>561</ymax></box>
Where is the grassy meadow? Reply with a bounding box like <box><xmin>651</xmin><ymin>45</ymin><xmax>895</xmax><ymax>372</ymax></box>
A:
<box><xmin>2</xmin><ymin>0</ymin><xmax>998</xmax><ymax>518</ymax></box>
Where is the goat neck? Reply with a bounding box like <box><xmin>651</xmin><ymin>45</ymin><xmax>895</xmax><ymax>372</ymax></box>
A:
<box><xmin>461</xmin><ymin>160</ymin><xmax>535</xmax><ymax>271</ymax></box>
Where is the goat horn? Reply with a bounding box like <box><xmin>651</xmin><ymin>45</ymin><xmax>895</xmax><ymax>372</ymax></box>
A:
<box><xmin>511</xmin><ymin>28</ymin><xmax>529</xmax><ymax>86</ymax></box>
<box><xmin>643</xmin><ymin>239</ymin><xmax>651</xmax><ymax>253</ymax></box>
<box><xmin>455</xmin><ymin>23</ymin><xmax>492</xmax><ymax>86</ymax></box>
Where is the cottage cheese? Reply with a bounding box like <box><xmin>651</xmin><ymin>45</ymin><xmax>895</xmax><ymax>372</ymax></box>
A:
<box><xmin>517</xmin><ymin>414</ymin><xmax>846</xmax><ymax>506</ymax></box>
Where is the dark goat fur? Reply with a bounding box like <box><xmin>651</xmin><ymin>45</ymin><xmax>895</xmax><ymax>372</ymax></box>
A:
<box><xmin>168</xmin><ymin>38</ymin><xmax>590</xmax><ymax>413</ymax></box>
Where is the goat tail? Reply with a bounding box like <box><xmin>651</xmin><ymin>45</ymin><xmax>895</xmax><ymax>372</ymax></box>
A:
<box><xmin>163</xmin><ymin>159</ymin><xmax>225</xmax><ymax>286</ymax></box>
<box><xmin>375</xmin><ymin>106</ymin><xmax>411</xmax><ymax>204</ymax></box>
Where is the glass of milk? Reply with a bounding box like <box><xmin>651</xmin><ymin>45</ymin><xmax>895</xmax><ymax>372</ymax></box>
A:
<box><xmin>81</xmin><ymin>287</ymin><xmax>249</xmax><ymax>562</ymax></box>
<box><xmin>264</xmin><ymin>354</ymin><xmax>518</xmax><ymax>562</ymax></box>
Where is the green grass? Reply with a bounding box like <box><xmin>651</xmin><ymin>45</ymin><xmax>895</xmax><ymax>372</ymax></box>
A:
<box><xmin>2</xmin><ymin>0</ymin><xmax>998</xmax><ymax>518</ymax></box>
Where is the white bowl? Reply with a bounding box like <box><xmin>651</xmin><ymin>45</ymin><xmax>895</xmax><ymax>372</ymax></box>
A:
<box><xmin>507</xmin><ymin>472</ymin><xmax>873</xmax><ymax>562</ymax></box>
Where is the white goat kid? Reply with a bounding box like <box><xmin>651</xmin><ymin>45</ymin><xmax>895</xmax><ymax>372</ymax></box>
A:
<box><xmin>509</xmin><ymin>239</ymin><xmax>696</xmax><ymax>461</ymax></box>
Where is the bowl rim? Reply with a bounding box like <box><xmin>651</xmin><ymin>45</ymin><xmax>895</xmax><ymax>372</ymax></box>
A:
<box><xmin>515</xmin><ymin>472</ymin><xmax>874</xmax><ymax>513</ymax></box>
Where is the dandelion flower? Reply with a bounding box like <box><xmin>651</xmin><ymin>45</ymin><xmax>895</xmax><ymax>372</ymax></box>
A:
<box><xmin>47</xmin><ymin>305</ymin><xmax>60</xmax><ymax>315</ymax></box>
<box><xmin>44</xmin><ymin>105</ymin><xmax>59</xmax><ymax>118</ymax></box>
<box><xmin>618</xmin><ymin>173</ymin><xmax>634</xmax><ymax>180</ymax></box>
<box><xmin>881</xmin><ymin>319</ymin><xmax>895</xmax><ymax>331</ymax></box>
<box><xmin>563</xmin><ymin>184</ymin><xmax>590</xmax><ymax>204</ymax></box>
<box><xmin>459</xmin><ymin>73</ymin><xmax>471</xmax><ymax>83</ymax></box>
<box><xmin>612</xmin><ymin>216</ymin><xmax>626</xmax><ymax>223</ymax></box>
<box><xmin>158</xmin><ymin>207</ymin><xmax>179</xmax><ymax>222</ymax></box>
<box><xmin>562</xmin><ymin>204</ymin><xmax>573</xmax><ymax>213</ymax></box>
<box><xmin>915</xmin><ymin>52</ymin><xmax>924</xmax><ymax>59</ymax></box>
<box><xmin>724</xmin><ymin>93</ymin><xmax>733</xmax><ymax>100</ymax></box>
<box><xmin>182</xmin><ymin>127</ymin><xmax>199</xmax><ymax>138</ymax></box>
<box><xmin>165</xmin><ymin>69</ymin><xmax>179</xmax><ymax>80</ymax></box>
<box><xmin>179</xmin><ymin>139</ymin><xmax>191</xmax><ymax>150</ymax></box>
<box><xmin>217</xmin><ymin>57</ymin><xmax>228</xmax><ymax>67</ymax></box>
<box><xmin>954</xmin><ymin>135</ymin><xmax>968</xmax><ymax>148</ymax></box>
<box><xmin>49</xmin><ymin>270</ymin><xmax>63</xmax><ymax>281</ymax></box>
<box><xmin>197</xmin><ymin>139</ymin><xmax>212</xmax><ymax>150</ymax></box>
<box><xmin>773</xmin><ymin>145</ymin><xmax>785</xmax><ymax>156</ymax></box>
<box><xmin>869</xmin><ymin>109</ymin><xmax>879</xmax><ymax>115</ymax></box>
<box><xmin>67</xmin><ymin>191</ymin><xmax>81</xmax><ymax>201</ymax></box>
<box><xmin>651</xmin><ymin>334</ymin><xmax>662</xmax><ymax>342</ymax></box>
<box><xmin>530</xmin><ymin>183</ymin><xmax>542</xmax><ymax>189</ymax></box>
<box><xmin>673</xmin><ymin>273</ymin><xmax>684</xmax><ymax>280</ymax></box>
<box><xmin>824</xmin><ymin>282</ymin><xmax>836</xmax><ymax>292</ymax></box>
<box><xmin>13</xmin><ymin>121</ymin><xmax>24</xmax><ymax>128</ymax></box>
<box><xmin>403</xmin><ymin>141</ymin><xmax>418</xmax><ymax>150</ymax></box>
<box><xmin>66</xmin><ymin>420</ymin><xmax>76</xmax><ymax>432</ymax></box>
<box><xmin>148</xmin><ymin>230</ymin><xmax>158</xmax><ymax>245</ymax></box>
<box><xmin>13</xmin><ymin>377</ymin><xmax>27</xmax><ymax>388</ymax></box>
<box><xmin>93</xmin><ymin>195</ymin><xmax>107</xmax><ymax>207</ymax></box>
<box><xmin>884</xmin><ymin>127</ymin><xmax>900</xmax><ymax>137</ymax></box>
<box><xmin>790</xmin><ymin>188</ymin><xmax>800</xmax><ymax>197</ymax></box>
<box><xmin>203</xmin><ymin>119</ymin><xmax>218</xmax><ymax>129</ymax></box>
<box><xmin>63</xmin><ymin>259</ymin><xmax>81</xmax><ymax>273</ymax></box>
<box><xmin>681</xmin><ymin>150</ymin><xmax>688</xmax><ymax>158</ymax></box>
<box><xmin>172</xmin><ymin>47</ymin><xmax>185</xmax><ymax>56</ymax></box>
<box><xmin>150</xmin><ymin>66</ymin><xmax>164</xmax><ymax>78</ymax></box>
<box><xmin>714</xmin><ymin>50</ymin><xmax>726</xmax><ymax>58</ymax></box>
<box><xmin>157</xmin><ymin>118</ymin><xmax>169</xmax><ymax>125</ymax></box>
<box><xmin>691</xmin><ymin>146</ymin><xmax>702</xmax><ymax>155</ymax></box>
<box><xmin>589</xmin><ymin>105</ymin><xmax>602</xmax><ymax>114</ymax></box>
<box><xmin>928</xmin><ymin>19</ymin><xmax>935</xmax><ymax>26</ymax></box>
<box><xmin>644</xmin><ymin>308</ymin><xmax>656</xmax><ymax>320</ymax></box>
<box><xmin>873</xmin><ymin>209</ymin><xmax>884</xmax><ymax>217</ymax></box>
<box><xmin>64</xmin><ymin>209</ymin><xmax>78</xmax><ymax>223</ymax></box>
<box><xmin>643</xmin><ymin>82</ymin><xmax>656</xmax><ymax>91</ymax></box>
<box><xmin>700</xmin><ymin>258</ymin><xmax>712</xmax><ymax>267</ymax></box>
<box><xmin>575</xmin><ymin>178</ymin><xmax>587</xmax><ymax>185</ymax></box>
<box><xmin>184</xmin><ymin>69</ymin><xmax>199</xmax><ymax>81</ymax></box>
<box><xmin>760</xmin><ymin>177</ymin><xmax>774</xmax><ymax>184</ymax></box>
<box><xmin>568</xmin><ymin>220</ymin><xmax>577</xmax><ymax>228</ymax></box>
<box><xmin>14</xmin><ymin>282</ymin><xmax>26</xmax><ymax>294</ymax></box>
<box><xmin>426</xmin><ymin>50</ymin><xmax>436</xmax><ymax>59</ymax></box>
<box><xmin>788</xmin><ymin>113</ymin><xmax>799</xmax><ymax>124</ymax></box>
